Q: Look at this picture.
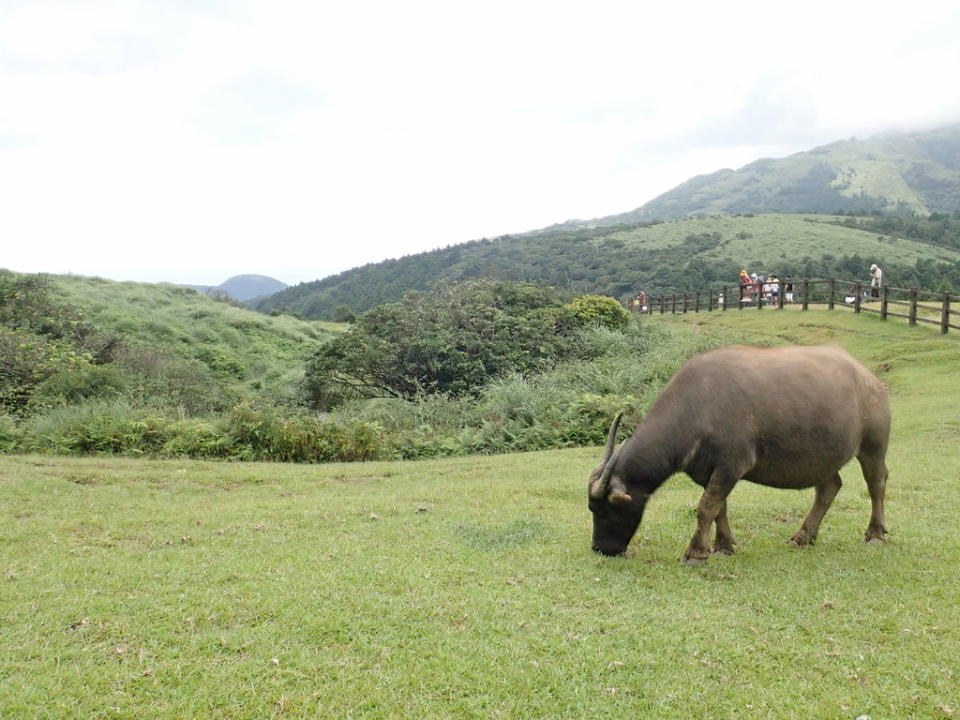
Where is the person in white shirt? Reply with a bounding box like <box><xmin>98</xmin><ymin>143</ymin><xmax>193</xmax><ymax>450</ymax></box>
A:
<box><xmin>869</xmin><ymin>264</ymin><xmax>883</xmax><ymax>299</ymax></box>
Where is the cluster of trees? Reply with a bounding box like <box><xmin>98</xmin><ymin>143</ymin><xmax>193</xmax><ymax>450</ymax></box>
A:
<box><xmin>833</xmin><ymin>212</ymin><xmax>960</xmax><ymax>252</ymax></box>
<box><xmin>303</xmin><ymin>280</ymin><xmax>628</xmax><ymax>408</ymax></box>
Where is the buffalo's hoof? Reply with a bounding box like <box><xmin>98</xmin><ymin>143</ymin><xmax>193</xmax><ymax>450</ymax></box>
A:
<box><xmin>788</xmin><ymin>532</ymin><xmax>815</xmax><ymax>547</ymax></box>
<box><xmin>864</xmin><ymin>527</ymin><xmax>888</xmax><ymax>543</ymax></box>
<box><xmin>712</xmin><ymin>543</ymin><xmax>735</xmax><ymax>556</ymax></box>
<box><xmin>683</xmin><ymin>552</ymin><xmax>709</xmax><ymax>566</ymax></box>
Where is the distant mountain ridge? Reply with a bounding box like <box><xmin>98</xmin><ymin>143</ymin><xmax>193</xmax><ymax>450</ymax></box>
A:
<box><xmin>556</xmin><ymin>123</ymin><xmax>960</xmax><ymax>228</ymax></box>
<box><xmin>185</xmin><ymin>274</ymin><xmax>288</xmax><ymax>302</ymax></box>
<box><xmin>253</xmin><ymin>123</ymin><xmax>960</xmax><ymax>319</ymax></box>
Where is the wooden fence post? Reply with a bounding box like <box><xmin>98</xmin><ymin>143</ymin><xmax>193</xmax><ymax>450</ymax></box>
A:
<box><xmin>828</xmin><ymin>279</ymin><xmax>835</xmax><ymax>310</ymax></box>
<box><xmin>881</xmin><ymin>285</ymin><xmax>888</xmax><ymax>320</ymax></box>
<box><xmin>777</xmin><ymin>280</ymin><xmax>784</xmax><ymax>309</ymax></box>
<box><xmin>854</xmin><ymin>282</ymin><xmax>862</xmax><ymax>313</ymax></box>
<box><xmin>941</xmin><ymin>292</ymin><xmax>951</xmax><ymax>334</ymax></box>
<box><xmin>909</xmin><ymin>288</ymin><xmax>918</xmax><ymax>326</ymax></box>
<box><xmin>708</xmin><ymin>291</ymin><xmax>713</xmax><ymax>312</ymax></box>
<box><xmin>722</xmin><ymin>286</ymin><xmax>728</xmax><ymax>311</ymax></box>
<box><xmin>738</xmin><ymin>283</ymin><xmax>744</xmax><ymax>310</ymax></box>
<box><xmin>682</xmin><ymin>293</ymin><xmax>688</xmax><ymax>314</ymax></box>
<box><xmin>802</xmin><ymin>280</ymin><xmax>809</xmax><ymax>311</ymax></box>
<box><xmin>695</xmin><ymin>291</ymin><xmax>701</xmax><ymax>313</ymax></box>
<box><xmin>660</xmin><ymin>295</ymin><xmax>665</xmax><ymax>314</ymax></box>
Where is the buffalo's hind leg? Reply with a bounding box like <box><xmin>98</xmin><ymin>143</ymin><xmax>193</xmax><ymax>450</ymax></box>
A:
<box><xmin>790</xmin><ymin>472</ymin><xmax>842</xmax><ymax>546</ymax></box>
<box><xmin>858</xmin><ymin>451</ymin><xmax>888</xmax><ymax>543</ymax></box>
<box><xmin>712</xmin><ymin>500</ymin><xmax>736</xmax><ymax>555</ymax></box>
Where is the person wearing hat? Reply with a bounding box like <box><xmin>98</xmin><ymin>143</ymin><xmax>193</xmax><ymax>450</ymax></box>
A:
<box><xmin>869</xmin><ymin>264</ymin><xmax>883</xmax><ymax>299</ymax></box>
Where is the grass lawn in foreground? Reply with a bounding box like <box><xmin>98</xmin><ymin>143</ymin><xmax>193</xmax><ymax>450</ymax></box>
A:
<box><xmin>1</xmin><ymin>310</ymin><xmax>959</xmax><ymax>718</ymax></box>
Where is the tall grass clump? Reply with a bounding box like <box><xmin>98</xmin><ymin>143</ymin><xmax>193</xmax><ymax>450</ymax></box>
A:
<box><xmin>17</xmin><ymin>401</ymin><xmax>169</xmax><ymax>455</ymax></box>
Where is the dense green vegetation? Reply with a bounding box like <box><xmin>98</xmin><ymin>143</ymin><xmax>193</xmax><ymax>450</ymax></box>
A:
<box><xmin>304</xmin><ymin>281</ymin><xmax>628</xmax><ymax>406</ymax></box>
<box><xmin>254</xmin><ymin>213</ymin><xmax>960</xmax><ymax>319</ymax></box>
<box><xmin>1</xmin><ymin>271</ymin><xmax>726</xmax><ymax>461</ymax></box>
<box><xmin>3</xmin><ymin>310</ymin><xmax>958</xmax><ymax>718</ymax></box>
<box><xmin>5</xmin><ymin>269</ymin><xmax>958</xmax><ymax>464</ymax></box>
<box><xmin>833</xmin><ymin>211</ymin><xmax>960</xmax><ymax>252</ymax></box>
<box><xmin>0</xmin><ymin>277</ymin><xmax>718</xmax><ymax>461</ymax></box>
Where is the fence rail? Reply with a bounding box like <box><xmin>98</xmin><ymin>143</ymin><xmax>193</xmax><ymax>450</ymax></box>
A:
<box><xmin>627</xmin><ymin>278</ymin><xmax>959</xmax><ymax>335</ymax></box>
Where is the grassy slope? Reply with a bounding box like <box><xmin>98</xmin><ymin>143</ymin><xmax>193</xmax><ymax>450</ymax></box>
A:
<box><xmin>605</xmin><ymin>213</ymin><xmax>960</xmax><ymax>267</ymax></box>
<box><xmin>50</xmin><ymin>274</ymin><xmax>343</xmax><ymax>402</ymax></box>
<box><xmin>2</xmin><ymin>311</ymin><xmax>958</xmax><ymax>718</ymax></box>
<box><xmin>623</xmin><ymin>125</ymin><xmax>960</xmax><ymax>221</ymax></box>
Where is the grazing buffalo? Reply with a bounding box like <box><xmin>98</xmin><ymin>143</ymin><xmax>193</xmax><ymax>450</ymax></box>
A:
<box><xmin>588</xmin><ymin>344</ymin><xmax>890</xmax><ymax>564</ymax></box>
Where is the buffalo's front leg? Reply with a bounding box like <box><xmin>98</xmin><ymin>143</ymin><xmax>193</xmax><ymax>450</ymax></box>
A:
<box><xmin>712</xmin><ymin>500</ymin><xmax>736</xmax><ymax>555</ymax></box>
<box><xmin>685</xmin><ymin>473</ymin><xmax>737</xmax><ymax>566</ymax></box>
<box><xmin>790</xmin><ymin>473</ymin><xmax>842</xmax><ymax>546</ymax></box>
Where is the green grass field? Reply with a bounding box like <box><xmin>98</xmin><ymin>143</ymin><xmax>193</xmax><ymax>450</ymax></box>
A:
<box><xmin>2</xmin><ymin>310</ymin><xmax>959</xmax><ymax>718</ymax></box>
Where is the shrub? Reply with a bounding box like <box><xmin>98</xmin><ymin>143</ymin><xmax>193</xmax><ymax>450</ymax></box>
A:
<box><xmin>303</xmin><ymin>280</ymin><xmax>578</xmax><ymax>407</ymax></box>
<box><xmin>19</xmin><ymin>402</ymin><xmax>170</xmax><ymax>455</ymax></box>
<box><xmin>0</xmin><ymin>415</ymin><xmax>19</xmax><ymax>452</ymax></box>
<box><xmin>564</xmin><ymin>294</ymin><xmax>630</xmax><ymax>330</ymax></box>
<box><xmin>113</xmin><ymin>347</ymin><xmax>231</xmax><ymax>414</ymax></box>
<box><xmin>28</xmin><ymin>363</ymin><xmax>127</xmax><ymax>410</ymax></box>
<box><xmin>161</xmin><ymin>418</ymin><xmax>231</xmax><ymax>458</ymax></box>
<box><xmin>219</xmin><ymin>402</ymin><xmax>382</xmax><ymax>462</ymax></box>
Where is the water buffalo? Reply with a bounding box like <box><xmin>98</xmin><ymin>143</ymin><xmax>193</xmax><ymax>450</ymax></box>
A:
<box><xmin>588</xmin><ymin>344</ymin><xmax>890</xmax><ymax>564</ymax></box>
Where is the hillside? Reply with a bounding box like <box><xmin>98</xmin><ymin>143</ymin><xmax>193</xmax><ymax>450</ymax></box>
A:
<box><xmin>254</xmin><ymin>214</ymin><xmax>960</xmax><ymax>319</ymax></box>
<box><xmin>0</xmin><ymin>271</ymin><xmax>342</xmax><ymax>417</ymax></box>
<box><xmin>51</xmin><ymin>275</ymin><xmax>340</xmax><ymax>403</ymax></box>
<box><xmin>569</xmin><ymin>123</ymin><xmax>960</xmax><ymax>225</ymax></box>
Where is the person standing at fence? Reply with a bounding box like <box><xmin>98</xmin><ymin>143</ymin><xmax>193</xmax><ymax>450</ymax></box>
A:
<box><xmin>637</xmin><ymin>290</ymin><xmax>648</xmax><ymax>313</ymax></box>
<box><xmin>739</xmin><ymin>270</ymin><xmax>752</xmax><ymax>303</ymax></box>
<box><xmin>870</xmin><ymin>264</ymin><xmax>883</xmax><ymax>299</ymax></box>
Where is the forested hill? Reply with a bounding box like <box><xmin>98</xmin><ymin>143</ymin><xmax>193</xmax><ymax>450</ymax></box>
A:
<box><xmin>556</xmin><ymin>123</ymin><xmax>960</xmax><ymax>228</ymax></box>
<box><xmin>254</xmin><ymin>213</ymin><xmax>960</xmax><ymax>320</ymax></box>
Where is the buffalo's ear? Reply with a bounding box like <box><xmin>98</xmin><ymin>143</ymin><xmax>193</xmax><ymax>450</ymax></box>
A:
<box><xmin>608</xmin><ymin>491</ymin><xmax>633</xmax><ymax>506</ymax></box>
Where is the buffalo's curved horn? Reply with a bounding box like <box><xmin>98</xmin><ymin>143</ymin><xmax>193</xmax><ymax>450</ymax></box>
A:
<box><xmin>602</xmin><ymin>412</ymin><xmax>623</xmax><ymax>464</ymax></box>
<box><xmin>589</xmin><ymin>412</ymin><xmax>624</xmax><ymax>499</ymax></box>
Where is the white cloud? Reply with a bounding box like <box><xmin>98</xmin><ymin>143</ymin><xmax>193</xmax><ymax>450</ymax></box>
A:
<box><xmin>2</xmin><ymin>0</ymin><xmax>959</xmax><ymax>284</ymax></box>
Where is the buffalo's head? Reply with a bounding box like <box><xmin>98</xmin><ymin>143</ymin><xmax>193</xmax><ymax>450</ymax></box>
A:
<box><xmin>588</xmin><ymin>413</ymin><xmax>648</xmax><ymax>556</ymax></box>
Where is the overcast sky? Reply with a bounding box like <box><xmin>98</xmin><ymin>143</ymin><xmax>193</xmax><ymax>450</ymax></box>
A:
<box><xmin>3</xmin><ymin>1</ymin><xmax>960</xmax><ymax>286</ymax></box>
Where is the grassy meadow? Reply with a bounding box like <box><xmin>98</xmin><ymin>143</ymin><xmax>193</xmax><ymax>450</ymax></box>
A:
<box><xmin>2</xmin><ymin>309</ymin><xmax>959</xmax><ymax>718</ymax></box>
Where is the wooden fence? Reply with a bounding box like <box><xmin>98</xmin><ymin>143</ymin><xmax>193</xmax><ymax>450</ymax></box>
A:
<box><xmin>628</xmin><ymin>279</ymin><xmax>960</xmax><ymax>335</ymax></box>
